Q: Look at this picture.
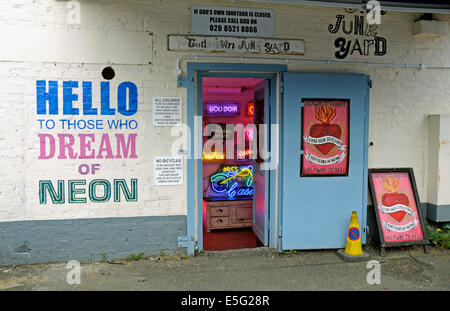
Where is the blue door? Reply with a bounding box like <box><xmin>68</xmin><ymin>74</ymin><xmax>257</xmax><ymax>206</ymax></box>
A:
<box><xmin>280</xmin><ymin>73</ymin><xmax>370</xmax><ymax>250</ymax></box>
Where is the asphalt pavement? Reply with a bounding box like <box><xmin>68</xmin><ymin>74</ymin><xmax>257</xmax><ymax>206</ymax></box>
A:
<box><xmin>0</xmin><ymin>245</ymin><xmax>448</xmax><ymax>291</ymax></box>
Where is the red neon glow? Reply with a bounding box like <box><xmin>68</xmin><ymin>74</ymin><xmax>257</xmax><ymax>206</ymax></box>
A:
<box><xmin>247</xmin><ymin>102</ymin><xmax>254</xmax><ymax>116</ymax></box>
<box><xmin>202</xmin><ymin>200</ymin><xmax>207</xmax><ymax>231</ymax></box>
<box><xmin>238</xmin><ymin>149</ymin><xmax>254</xmax><ymax>158</ymax></box>
<box><xmin>246</xmin><ymin>127</ymin><xmax>254</xmax><ymax>140</ymax></box>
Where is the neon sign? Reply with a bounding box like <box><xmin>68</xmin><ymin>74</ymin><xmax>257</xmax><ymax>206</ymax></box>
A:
<box><xmin>203</xmin><ymin>151</ymin><xmax>225</xmax><ymax>161</ymax></box>
<box><xmin>245</xmin><ymin>127</ymin><xmax>254</xmax><ymax>141</ymax></box>
<box><xmin>247</xmin><ymin>102</ymin><xmax>254</xmax><ymax>116</ymax></box>
<box><xmin>209</xmin><ymin>164</ymin><xmax>254</xmax><ymax>199</ymax></box>
<box><xmin>237</xmin><ymin>148</ymin><xmax>254</xmax><ymax>159</ymax></box>
<box><xmin>204</xmin><ymin>102</ymin><xmax>240</xmax><ymax>116</ymax></box>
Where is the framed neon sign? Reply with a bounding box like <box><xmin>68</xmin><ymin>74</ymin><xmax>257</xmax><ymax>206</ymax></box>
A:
<box><xmin>208</xmin><ymin>164</ymin><xmax>254</xmax><ymax>200</ymax></box>
<box><xmin>204</xmin><ymin>102</ymin><xmax>240</xmax><ymax>116</ymax></box>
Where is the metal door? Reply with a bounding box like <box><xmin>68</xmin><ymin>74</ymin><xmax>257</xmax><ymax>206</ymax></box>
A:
<box><xmin>280</xmin><ymin>73</ymin><xmax>370</xmax><ymax>250</ymax></box>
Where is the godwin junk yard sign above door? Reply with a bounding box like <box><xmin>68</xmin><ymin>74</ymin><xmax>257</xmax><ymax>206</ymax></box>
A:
<box><xmin>168</xmin><ymin>35</ymin><xmax>305</xmax><ymax>55</ymax></box>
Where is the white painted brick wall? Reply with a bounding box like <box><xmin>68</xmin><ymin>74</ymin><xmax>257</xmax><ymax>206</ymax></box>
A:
<box><xmin>0</xmin><ymin>0</ymin><xmax>449</xmax><ymax>222</ymax></box>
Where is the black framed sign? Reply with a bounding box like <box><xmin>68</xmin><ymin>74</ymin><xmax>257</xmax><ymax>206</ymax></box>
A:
<box><xmin>368</xmin><ymin>168</ymin><xmax>429</xmax><ymax>254</ymax></box>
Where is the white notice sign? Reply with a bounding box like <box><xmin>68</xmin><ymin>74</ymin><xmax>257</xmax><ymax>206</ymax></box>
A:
<box><xmin>153</xmin><ymin>97</ymin><xmax>182</xmax><ymax>126</ymax></box>
<box><xmin>154</xmin><ymin>157</ymin><xmax>183</xmax><ymax>186</ymax></box>
<box><xmin>192</xmin><ymin>5</ymin><xmax>274</xmax><ymax>38</ymax></box>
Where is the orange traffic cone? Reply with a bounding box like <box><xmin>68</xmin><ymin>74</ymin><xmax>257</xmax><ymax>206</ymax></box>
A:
<box><xmin>337</xmin><ymin>211</ymin><xmax>369</xmax><ymax>262</ymax></box>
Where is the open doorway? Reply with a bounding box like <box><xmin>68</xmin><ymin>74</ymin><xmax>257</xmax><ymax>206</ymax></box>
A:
<box><xmin>201</xmin><ymin>77</ymin><xmax>267</xmax><ymax>251</ymax></box>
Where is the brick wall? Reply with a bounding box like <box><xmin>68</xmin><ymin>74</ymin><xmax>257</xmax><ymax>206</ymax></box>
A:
<box><xmin>0</xmin><ymin>0</ymin><xmax>449</xmax><ymax>223</ymax></box>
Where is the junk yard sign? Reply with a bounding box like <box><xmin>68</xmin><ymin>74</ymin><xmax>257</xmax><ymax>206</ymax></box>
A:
<box><xmin>328</xmin><ymin>12</ymin><xmax>387</xmax><ymax>59</ymax></box>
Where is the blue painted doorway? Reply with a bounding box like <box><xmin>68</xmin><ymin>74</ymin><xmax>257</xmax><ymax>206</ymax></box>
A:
<box><xmin>186</xmin><ymin>63</ymin><xmax>286</xmax><ymax>253</ymax></box>
<box><xmin>280</xmin><ymin>73</ymin><xmax>370</xmax><ymax>250</ymax></box>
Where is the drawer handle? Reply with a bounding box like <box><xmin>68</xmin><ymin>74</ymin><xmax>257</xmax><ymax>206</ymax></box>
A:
<box><xmin>217</xmin><ymin>219</ymin><xmax>223</xmax><ymax>224</ymax></box>
<box><xmin>217</xmin><ymin>208</ymin><xmax>223</xmax><ymax>213</ymax></box>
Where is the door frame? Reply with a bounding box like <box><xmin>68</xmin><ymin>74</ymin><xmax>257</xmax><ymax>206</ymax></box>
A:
<box><xmin>186</xmin><ymin>62</ymin><xmax>287</xmax><ymax>253</ymax></box>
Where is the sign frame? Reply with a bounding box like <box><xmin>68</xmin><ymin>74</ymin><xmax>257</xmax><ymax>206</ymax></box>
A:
<box><xmin>300</xmin><ymin>98</ymin><xmax>350</xmax><ymax>177</ymax></box>
<box><xmin>208</xmin><ymin>164</ymin><xmax>254</xmax><ymax>200</ymax></box>
<box><xmin>168</xmin><ymin>35</ymin><xmax>305</xmax><ymax>56</ymax></box>
<box><xmin>204</xmin><ymin>101</ymin><xmax>240</xmax><ymax>116</ymax></box>
<box><xmin>152</xmin><ymin>97</ymin><xmax>182</xmax><ymax>127</ymax></box>
<box><xmin>154</xmin><ymin>156</ymin><xmax>184</xmax><ymax>186</ymax></box>
<box><xmin>368</xmin><ymin>168</ymin><xmax>430</xmax><ymax>253</ymax></box>
<box><xmin>191</xmin><ymin>5</ymin><xmax>274</xmax><ymax>38</ymax></box>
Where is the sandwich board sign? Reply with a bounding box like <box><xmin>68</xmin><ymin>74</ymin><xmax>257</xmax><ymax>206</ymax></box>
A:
<box><xmin>368</xmin><ymin>168</ymin><xmax>430</xmax><ymax>256</ymax></box>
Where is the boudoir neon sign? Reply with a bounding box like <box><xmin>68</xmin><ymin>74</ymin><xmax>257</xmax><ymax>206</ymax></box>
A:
<box><xmin>204</xmin><ymin>102</ymin><xmax>240</xmax><ymax>116</ymax></box>
<box><xmin>210</xmin><ymin>165</ymin><xmax>254</xmax><ymax>199</ymax></box>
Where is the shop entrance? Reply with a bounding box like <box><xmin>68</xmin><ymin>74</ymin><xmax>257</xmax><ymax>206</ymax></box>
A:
<box><xmin>201</xmin><ymin>77</ymin><xmax>270</xmax><ymax>251</ymax></box>
<box><xmin>185</xmin><ymin>63</ymin><xmax>368</xmax><ymax>254</ymax></box>
<box><xmin>186</xmin><ymin>63</ymin><xmax>284</xmax><ymax>255</ymax></box>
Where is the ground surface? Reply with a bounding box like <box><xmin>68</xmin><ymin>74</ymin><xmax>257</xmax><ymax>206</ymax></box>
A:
<box><xmin>204</xmin><ymin>228</ymin><xmax>263</xmax><ymax>251</ymax></box>
<box><xmin>0</xmin><ymin>245</ymin><xmax>448</xmax><ymax>291</ymax></box>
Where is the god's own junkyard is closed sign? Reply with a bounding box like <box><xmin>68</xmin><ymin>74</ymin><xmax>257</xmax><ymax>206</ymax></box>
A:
<box><xmin>191</xmin><ymin>5</ymin><xmax>274</xmax><ymax>38</ymax></box>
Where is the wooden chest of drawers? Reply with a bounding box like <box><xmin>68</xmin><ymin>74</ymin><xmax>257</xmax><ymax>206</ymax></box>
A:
<box><xmin>205</xmin><ymin>200</ymin><xmax>253</xmax><ymax>232</ymax></box>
